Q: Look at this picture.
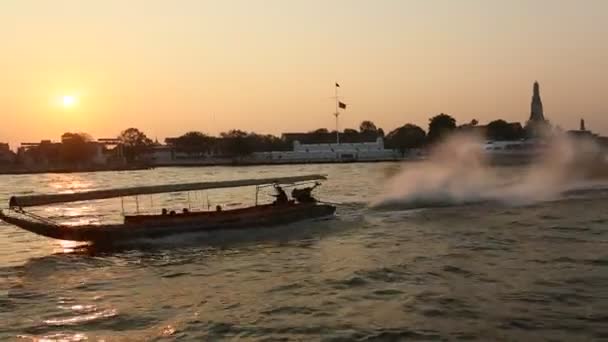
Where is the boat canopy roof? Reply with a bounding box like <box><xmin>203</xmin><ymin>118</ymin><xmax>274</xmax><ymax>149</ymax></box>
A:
<box><xmin>9</xmin><ymin>174</ymin><xmax>327</xmax><ymax>208</ymax></box>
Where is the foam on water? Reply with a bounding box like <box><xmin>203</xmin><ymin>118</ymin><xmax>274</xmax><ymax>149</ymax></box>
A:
<box><xmin>372</xmin><ymin>132</ymin><xmax>608</xmax><ymax>210</ymax></box>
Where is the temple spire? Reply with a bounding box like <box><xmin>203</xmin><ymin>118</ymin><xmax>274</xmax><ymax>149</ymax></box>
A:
<box><xmin>529</xmin><ymin>81</ymin><xmax>545</xmax><ymax>122</ymax></box>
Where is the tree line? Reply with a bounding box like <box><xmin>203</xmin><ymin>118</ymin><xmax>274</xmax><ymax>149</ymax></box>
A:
<box><xmin>121</xmin><ymin>115</ymin><xmax>527</xmax><ymax>159</ymax></box>
<box><xmin>384</xmin><ymin>114</ymin><xmax>527</xmax><ymax>154</ymax></box>
<box><xmin>17</xmin><ymin>114</ymin><xmax>528</xmax><ymax>165</ymax></box>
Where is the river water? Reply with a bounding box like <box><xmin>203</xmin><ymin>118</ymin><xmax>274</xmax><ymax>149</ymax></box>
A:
<box><xmin>0</xmin><ymin>162</ymin><xmax>607</xmax><ymax>341</ymax></box>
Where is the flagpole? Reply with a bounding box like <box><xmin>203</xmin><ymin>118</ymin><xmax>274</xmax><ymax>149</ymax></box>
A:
<box><xmin>335</xmin><ymin>83</ymin><xmax>339</xmax><ymax>145</ymax></box>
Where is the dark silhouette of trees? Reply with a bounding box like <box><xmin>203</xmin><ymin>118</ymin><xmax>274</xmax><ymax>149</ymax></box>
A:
<box><xmin>61</xmin><ymin>132</ymin><xmax>92</xmax><ymax>143</ymax></box>
<box><xmin>172</xmin><ymin>131</ymin><xmax>213</xmax><ymax>154</ymax></box>
<box><xmin>216</xmin><ymin>131</ymin><xmax>288</xmax><ymax>157</ymax></box>
<box><xmin>344</xmin><ymin>128</ymin><xmax>359</xmax><ymax>135</ymax></box>
<box><xmin>247</xmin><ymin>133</ymin><xmax>289</xmax><ymax>152</ymax></box>
<box><xmin>310</xmin><ymin>128</ymin><xmax>329</xmax><ymax>134</ymax></box>
<box><xmin>359</xmin><ymin>120</ymin><xmax>378</xmax><ymax>133</ymax></box>
<box><xmin>118</xmin><ymin>128</ymin><xmax>153</xmax><ymax>162</ymax></box>
<box><xmin>220</xmin><ymin>130</ymin><xmax>254</xmax><ymax>157</ymax></box>
<box><xmin>428</xmin><ymin>113</ymin><xmax>457</xmax><ymax>142</ymax></box>
<box><xmin>457</xmin><ymin>119</ymin><xmax>480</xmax><ymax>134</ymax></box>
<box><xmin>358</xmin><ymin>120</ymin><xmax>384</xmax><ymax>139</ymax></box>
<box><xmin>487</xmin><ymin>120</ymin><xmax>525</xmax><ymax>141</ymax></box>
<box><xmin>60</xmin><ymin>132</ymin><xmax>95</xmax><ymax>165</ymax></box>
<box><xmin>385</xmin><ymin>124</ymin><xmax>427</xmax><ymax>154</ymax></box>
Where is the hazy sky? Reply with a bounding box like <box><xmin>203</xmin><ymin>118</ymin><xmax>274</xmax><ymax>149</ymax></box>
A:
<box><xmin>1</xmin><ymin>0</ymin><xmax>607</xmax><ymax>147</ymax></box>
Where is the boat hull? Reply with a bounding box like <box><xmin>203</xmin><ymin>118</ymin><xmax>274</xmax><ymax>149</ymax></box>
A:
<box><xmin>0</xmin><ymin>204</ymin><xmax>336</xmax><ymax>243</ymax></box>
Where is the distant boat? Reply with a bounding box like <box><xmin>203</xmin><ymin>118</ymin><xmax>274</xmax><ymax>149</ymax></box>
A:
<box><xmin>0</xmin><ymin>174</ymin><xmax>335</xmax><ymax>243</ymax></box>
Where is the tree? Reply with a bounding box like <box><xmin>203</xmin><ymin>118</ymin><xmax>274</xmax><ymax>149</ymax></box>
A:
<box><xmin>428</xmin><ymin>113</ymin><xmax>457</xmax><ymax>142</ymax></box>
<box><xmin>60</xmin><ymin>132</ymin><xmax>95</xmax><ymax>165</ymax></box>
<box><xmin>61</xmin><ymin>132</ymin><xmax>92</xmax><ymax>143</ymax></box>
<box><xmin>457</xmin><ymin>119</ymin><xmax>480</xmax><ymax>133</ymax></box>
<box><xmin>118</xmin><ymin>128</ymin><xmax>153</xmax><ymax>162</ymax></box>
<box><xmin>220</xmin><ymin>129</ymin><xmax>254</xmax><ymax>157</ymax></box>
<box><xmin>247</xmin><ymin>133</ymin><xmax>289</xmax><ymax>152</ymax></box>
<box><xmin>359</xmin><ymin>120</ymin><xmax>377</xmax><ymax>133</ymax></box>
<box><xmin>343</xmin><ymin>128</ymin><xmax>359</xmax><ymax>135</ymax></box>
<box><xmin>487</xmin><ymin>120</ymin><xmax>524</xmax><ymax>141</ymax></box>
<box><xmin>172</xmin><ymin>131</ymin><xmax>213</xmax><ymax>154</ymax></box>
<box><xmin>385</xmin><ymin>124</ymin><xmax>427</xmax><ymax>154</ymax></box>
<box><xmin>310</xmin><ymin>128</ymin><xmax>329</xmax><ymax>134</ymax></box>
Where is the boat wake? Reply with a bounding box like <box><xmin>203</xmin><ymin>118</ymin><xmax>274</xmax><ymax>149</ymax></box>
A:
<box><xmin>371</xmin><ymin>133</ymin><xmax>608</xmax><ymax>211</ymax></box>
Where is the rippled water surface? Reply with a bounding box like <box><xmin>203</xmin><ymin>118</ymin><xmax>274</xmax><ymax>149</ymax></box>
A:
<box><xmin>1</xmin><ymin>163</ymin><xmax>607</xmax><ymax>341</ymax></box>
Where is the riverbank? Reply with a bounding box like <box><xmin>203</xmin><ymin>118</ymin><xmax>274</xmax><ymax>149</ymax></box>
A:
<box><xmin>153</xmin><ymin>158</ymin><xmax>410</xmax><ymax>167</ymax></box>
<box><xmin>0</xmin><ymin>153</ymin><xmax>546</xmax><ymax>175</ymax></box>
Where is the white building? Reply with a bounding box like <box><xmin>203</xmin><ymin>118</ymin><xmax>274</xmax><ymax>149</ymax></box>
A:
<box><xmin>483</xmin><ymin>140</ymin><xmax>540</xmax><ymax>155</ymax></box>
<box><xmin>148</xmin><ymin>136</ymin><xmax>401</xmax><ymax>165</ymax></box>
<box><xmin>254</xmin><ymin>137</ymin><xmax>400</xmax><ymax>163</ymax></box>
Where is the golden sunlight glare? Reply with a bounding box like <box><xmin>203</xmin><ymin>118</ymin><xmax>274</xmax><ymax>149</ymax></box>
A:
<box><xmin>62</xmin><ymin>95</ymin><xmax>77</xmax><ymax>108</ymax></box>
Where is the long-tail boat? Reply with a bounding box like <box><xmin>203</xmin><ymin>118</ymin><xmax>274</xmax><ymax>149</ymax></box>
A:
<box><xmin>0</xmin><ymin>174</ymin><xmax>335</xmax><ymax>243</ymax></box>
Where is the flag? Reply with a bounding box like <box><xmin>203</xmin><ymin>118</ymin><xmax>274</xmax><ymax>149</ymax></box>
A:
<box><xmin>338</xmin><ymin>101</ymin><xmax>346</xmax><ymax>109</ymax></box>
<box><xmin>335</xmin><ymin>82</ymin><xmax>340</xmax><ymax>87</ymax></box>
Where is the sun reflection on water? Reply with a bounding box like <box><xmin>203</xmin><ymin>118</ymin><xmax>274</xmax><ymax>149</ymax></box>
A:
<box><xmin>45</xmin><ymin>173</ymin><xmax>95</xmax><ymax>193</ymax></box>
<box><xmin>55</xmin><ymin>239</ymin><xmax>90</xmax><ymax>254</ymax></box>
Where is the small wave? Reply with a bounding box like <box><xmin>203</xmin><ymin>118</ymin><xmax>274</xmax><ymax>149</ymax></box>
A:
<box><xmin>371</xmin><ymin>288</ymin><xmax>403</xmax><ymax>296</ymax></box>
<box><xmin>442</xmin><ymin>265</ymin><xmax>474</xmax><ymax>277</ymax></box>
<box><xmin>161</xmin><ymin>271</ymin><xmax>190</xmax><ymax>278</ymax></box>
<box><xmin>16</xmin><ymin>333</ymin><xmax>88</xmax><ymax>341</ymax></box>
<box><xmin>43</xmin><ymin>308</ymin><xmax>118</xmax><ymax>326</ymax></box>
<box><xmin>267</xmin><ymin>282</ymin><xmax>305</xmax><ymax>293</ymax></box>
<box><xmin>261</xmin><ymin>306</ymin><xmax>318</xmax><ymax>315</ymax></box>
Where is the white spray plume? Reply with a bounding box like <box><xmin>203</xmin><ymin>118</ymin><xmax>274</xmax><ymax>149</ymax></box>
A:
<box><xmin>372</xmin><ymin>131</ymin><xmax>608</xmax><ymax>209</ymax></box>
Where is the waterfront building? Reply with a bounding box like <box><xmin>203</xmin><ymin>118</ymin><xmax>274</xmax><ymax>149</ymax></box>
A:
<box><xmin>16</xmin><ymin>139</ymin><xmax>110</xmax><ymax>167</ymax></box>
<box><xmin>149</xmin><ymin>131</ymin><xmax>401</xmax><ymax>165</ymax></box>
<box><xmin>254</xmin><ymin>133</ymin><xmax>400</xmax><ymax>163</ymax></box>
<box><xmin>0</xmin><ymin>143</ymin><xmax>16</xmax><ymax>164</ymax></box>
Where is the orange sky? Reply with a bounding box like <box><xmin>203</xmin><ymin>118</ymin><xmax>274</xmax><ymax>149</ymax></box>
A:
<box><xmin>1</xmin><ymin>0</ymin><xmax>607</xmax><ymax>148</ymax></box>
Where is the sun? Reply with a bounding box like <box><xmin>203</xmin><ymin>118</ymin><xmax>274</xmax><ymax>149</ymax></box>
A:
<box><xmin>62</xmin><ymin>95</ymin><xmax>77</xmax><ymax>108</ymax></box>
